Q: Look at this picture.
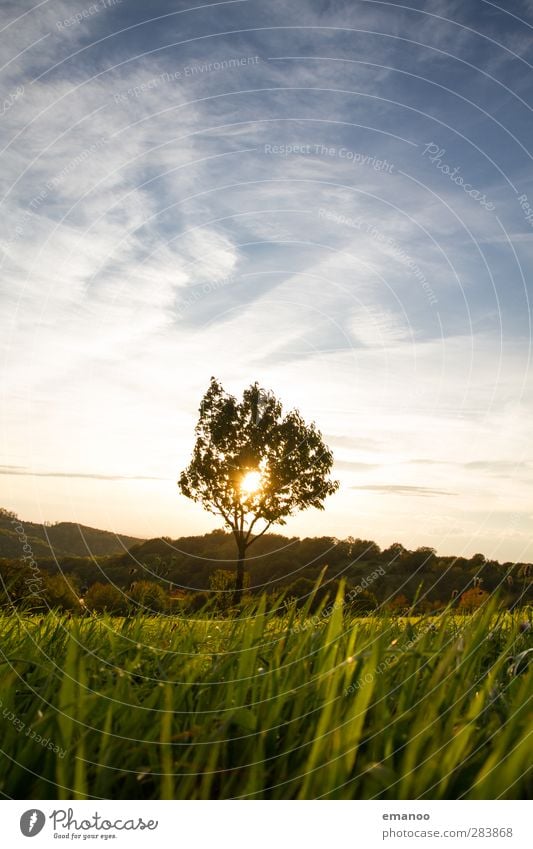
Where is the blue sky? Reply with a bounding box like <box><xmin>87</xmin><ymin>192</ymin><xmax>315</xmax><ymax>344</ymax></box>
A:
<box><xmin>1</xmin><ymin>0</ymin><xmax>532</xmax><ymax>560</ymax></box>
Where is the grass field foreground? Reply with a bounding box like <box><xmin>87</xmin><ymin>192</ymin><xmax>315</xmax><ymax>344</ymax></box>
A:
<box><xmin>0</xmin><ymin>590</ymin><xmax>531</xmax><ymax>800</ymax></box>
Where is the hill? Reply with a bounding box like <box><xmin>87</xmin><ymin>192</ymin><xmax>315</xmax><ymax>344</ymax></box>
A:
<box><xmin>0</xmin><ymin>508</ymin><xmax>143</xmax><ymax>559</ymax></box>
<box><xmin>1</xmin><ymin>509</ymin><xmax>531</xmax><ymax>610</ymax></box>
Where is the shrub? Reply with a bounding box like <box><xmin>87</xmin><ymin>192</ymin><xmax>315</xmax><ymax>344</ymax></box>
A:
<box><xmin>128</xmin><ymin>581</ymin><xmax>168</xmax><ymax>614</ymax></box>
<box><xmin>84</xmin><ymin>582</ymin><xmax>129</xmax><ymax>615</ymax></box>
<box><xmin>43</xmin><ymin>573</ymin><xmax>81</xmax><ymax>612</ymax></box>
<box><xmin>183</xmin><ymin>591</ymin><xmax>211</xmax><ymax>614</ymax></box>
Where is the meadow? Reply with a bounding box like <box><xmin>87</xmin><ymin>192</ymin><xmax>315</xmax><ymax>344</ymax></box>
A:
<box><xmin>0</xmin><ymin>590</ymin><xmax>531</xmax><ymax>800</ymax></box>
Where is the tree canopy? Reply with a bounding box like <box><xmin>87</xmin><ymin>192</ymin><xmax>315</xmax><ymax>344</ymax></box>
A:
<box><xmin>178</xmin><ymin>377</ymin><xmax>339</xmax><ymax>596</ymax></box>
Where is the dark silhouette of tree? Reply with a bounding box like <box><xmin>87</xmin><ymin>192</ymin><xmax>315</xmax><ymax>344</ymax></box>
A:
<box><xmin>382</xmin><ymin>542</ymin><xmax>407</xmax><ymax>565</ymax></box>
<box><xmin>179</xmin><ymin>377</ymin><xmax>339</xmax><ymax>600</ymax></box>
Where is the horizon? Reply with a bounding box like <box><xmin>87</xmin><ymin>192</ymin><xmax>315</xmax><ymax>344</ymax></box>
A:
<box><xmin>3</xmin><ymin>502</ymin><xmax>531</xmax><ymax>565</ymax></box>
<box><xmin>1</xmin><ymin>0</ymin><xmax>532</xmax><ymax>563</ymax></box>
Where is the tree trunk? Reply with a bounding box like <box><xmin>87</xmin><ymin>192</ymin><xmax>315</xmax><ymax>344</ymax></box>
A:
<box><xmin>233</xmin><ymin>541</ymin><xmax>246</xmax><ymax>605</ymax></box>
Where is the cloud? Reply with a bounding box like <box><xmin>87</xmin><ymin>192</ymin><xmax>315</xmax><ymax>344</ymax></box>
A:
<box><xmin>335</xmin><ymin>460</ymin><xmax>380</xmax><ymax>471</ymax></box>
<box><xmin>464</xmin><ymin>460</ymin><xmax>531</xmax><ymax>476</ymax></box>
<box><xmin>0</xmin><ymin>466</ymin><xmax>167</xmax><ymax>481</ymax></box>
<box><xmin>351</xmin><ymin>484</ymin><xmax>456</xmax><ymax>497</ymax></box>
<box><xmin>0</xmin><ymin>0</ymin><xmax>532</xmax><ymax>560</ymax></box>
<box><xmin>324</xmin><ymin>434</ymin><xmax>383</xmax><ymax>450</ymax></box>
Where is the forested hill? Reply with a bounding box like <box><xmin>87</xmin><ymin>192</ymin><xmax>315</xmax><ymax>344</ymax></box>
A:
<box><xmin>0</xmin><ymin>508</ymin><xmax>143</xmax><ymax>558</ymax></box>
<box><xmin>106</xmin><ymin>532</ymin><xmax>531</xmax><ymax>603</ymax></box>
<box><xmin>2</xmin><ymin>509</ymin><xmax>531</xmax><ymax>608</ymax></box>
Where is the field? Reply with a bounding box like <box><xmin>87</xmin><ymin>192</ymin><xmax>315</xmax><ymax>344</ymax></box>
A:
<box><xmin>0</xmin><ymin>590</ymin><xmax>531</xmax><ymax>800</ymax></box>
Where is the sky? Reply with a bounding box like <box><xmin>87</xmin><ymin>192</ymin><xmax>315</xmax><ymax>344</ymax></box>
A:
<box><xmin>1</xmin><ymin>0</ymin><xmax>532</xmax><ymax>561</ymax></box>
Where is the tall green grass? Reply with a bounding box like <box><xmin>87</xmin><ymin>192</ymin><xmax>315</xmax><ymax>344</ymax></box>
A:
<box><xmin>0</xmin><ymin>589</ymin><xmax>531</xmax><ymax>799</ymax></box>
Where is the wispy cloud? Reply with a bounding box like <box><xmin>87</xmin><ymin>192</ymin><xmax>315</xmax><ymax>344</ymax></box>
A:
<box><xmin>351</xmin><ymin>484</ymin><xmax>456</xmax><ymax>497</ymax></box>
<box><xmin>0</xmin><ymin>466</ymin><xmax>167</xmax><ymax>481</ymax></box>
<box><xmin>335</xmin><ymin>460</ymin><xmax>381</xmax><ymax>471</ymax></box>
<box><xmin>0</xmin><ymin>0</ymin><xmax>531</xmax><ymax>558</ymax></box>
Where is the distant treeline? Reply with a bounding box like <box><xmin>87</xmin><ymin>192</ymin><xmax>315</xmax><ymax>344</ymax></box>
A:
<box><xmin>0</xmin><ymin>507</ymin><xmax>531</xmax><ymax>614</ymax></box>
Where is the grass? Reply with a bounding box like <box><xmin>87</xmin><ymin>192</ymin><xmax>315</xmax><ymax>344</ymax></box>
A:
<box><xmin>0</xmin><ymin>588</ymin><xmax>531</xmax><ymax>800</ymax></box>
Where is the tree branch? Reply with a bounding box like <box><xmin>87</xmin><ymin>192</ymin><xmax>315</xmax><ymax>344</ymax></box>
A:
<box><xmin>244</xmin><ymin>513</ymin><xmax>261</xmax><ymax>544</ymax></box>
<box><xmin>246</xmin><ymin>521</ymin><xmax>273</xmax><ymax>548</ymax></box>
<box><xmin>212</xmin><ymin>498</ymin><xmax>235</xmax><ymax>532</ymax></box>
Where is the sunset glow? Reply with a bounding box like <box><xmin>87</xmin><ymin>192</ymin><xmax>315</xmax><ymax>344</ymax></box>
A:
<box><xmin>240</xmin><ymin>471</ymin><xmax>263</xmax><ymax>496</ymax></box>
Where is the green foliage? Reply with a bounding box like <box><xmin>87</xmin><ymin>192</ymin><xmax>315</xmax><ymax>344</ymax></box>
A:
<box><xmin>0</xmin><ymin>559</ymin><xmax>44</xmax><ymax>610</ymax></box>
<box><xmin>208</xmin><ymin>568</ymin><xmax>237</xmax><ymax>612</ymax></box>
<box><xmin>183</xmin><ymin>590</ymin><xmax>210</xmax><ymax>613</ymax></box>
<box><xmin>179</xmin><ymin>379</ymin><xmax>338</xmax><ymax>596</ymax></box>
<box><xmin>209</xmin><ymin>569</ymin><xmax>250</xmax><ymax>612</ymax></box>
<box><xmin>84</xmin><ymin>581</ymin><xmax>168</xmax><ymax>615</ymax></box>
<box><xmin>2</xmin><ymin>511</ymin><xmax>532</xmax><ymax>611</ymax></box>
<box><xmin>180</xmin><ymin>377</ymin><xmax>338</xmax><ymax>525</ymax></box>
<box><xmin>128</xmin><ymin>580</ymin><xmax>168</xmax><ymax>614</ymax></box>
<box><xmin>43</xmin><ymin>574</ymin><xmax>81</xmax><ymax>612</ymax></box>
<box><xmin>84</xmin><ymin>582</ymin><xmax>129</xmax><ymax>615</ymax></box>
<box><xmin>0</xmin><ymin>598</ymin><xmax>530</xmax><ymax>799</ymax></box>
<box><xmin>0</xmin><ymin>528</ymin><xmax>59</xmax><ymax>558</ymax></box>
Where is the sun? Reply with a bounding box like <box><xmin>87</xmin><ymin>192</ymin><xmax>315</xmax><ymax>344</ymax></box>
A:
<box><xmin>240</xmin><ymin>470</ymin><xmax>262</xmax><ymax>495</ymax></box>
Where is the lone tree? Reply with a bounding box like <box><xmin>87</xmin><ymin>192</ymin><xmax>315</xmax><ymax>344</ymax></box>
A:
<box><xmin>179</xmin><ymin>377</ymin><xmax>339</xmax><ymax>601</ymax></box>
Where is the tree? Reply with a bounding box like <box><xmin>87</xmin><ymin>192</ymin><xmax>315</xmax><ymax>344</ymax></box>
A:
<box><xmin>85</xmin><ymin>582</ymin><xmax>129</xmax><ymax>615</ymax></box>
<box><xmin>0</xmin><ymin>559</ymin><xmax>43</xmax><ymax>610</ymax></box>
<box><xmin>348</xmin><ymin>537</ymin><xmax>381</xmax><ymax>561</ymax></box>
<box><xmin>382</xmin><ymin>542</ymin><xmax>407</xmax><ymax>565</ymax></box>
<box><xmin>179</xmin><ymin>378</ymin><xmax>339</xmax><ymax>601</ymax></box>
<box><xmin>470</xmin><ymin>553</ymin><xmax>486</xmax><ymax>568</ymax></box>
<box><xmin>43</xmin><ymin>573</ymin><xmax>81</xmax><ymax>612</ymax></box>
<box><xmin>409</xmin><ymin>546</ymin><xmax>437</xmax><ymax>570</ymax></box>
<box><xmin>128</xmin><ymin>580</ymin><xmax>168</xmax><ymax>614</ymax></box>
